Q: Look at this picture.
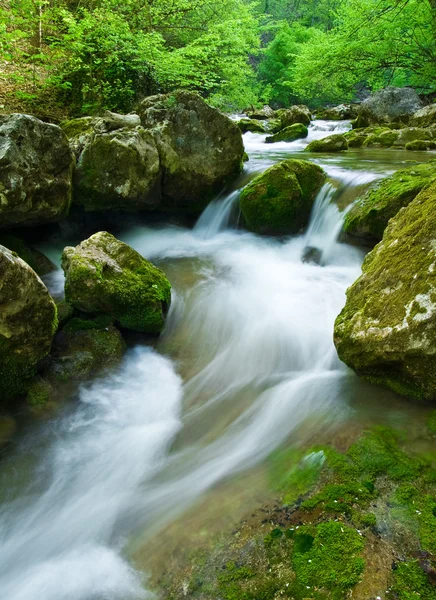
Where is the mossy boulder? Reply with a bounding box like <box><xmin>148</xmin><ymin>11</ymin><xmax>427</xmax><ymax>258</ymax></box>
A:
<box><xmin>0</xmin><ymin>244</ymin><xmax>58</xmax><ymax>402</ymax></box>
<box><xmin>343</xmin><ymin>160</ymin><xmax>436</xmax><ymax>243</ymax></box>
<box><xmin>43</xmin><ymin>317</ymin><xmax>126</xmax><ymax>384</ymax></box>
<box><xmin>353</xmin><ymin>87</ymin><xmax>422</xmax><ymax>128</ymax></box>
<box><xmin>405</xmin><ymin>140</ymin><xmax>436</xmax><ymax>151</ymax></box>
<box><xmin>239</xmin><ymin>159</ymin><xmax>326</xmax><ymax>235</ymax></box>
<box><xmin>62</xmin><ymin>232</ymin><xmax>171</xmax><ymax>334</ymax></box>
<box><xmin>279</xmin><ymin>105</ymin><xmax>311</xmax><ymax>128</ymax></box>
<box><xmin>305</xmin><ymin>134</ymin><xmax>348</xmax><ymax>152</ymax></box>
<box><xmin>74</xmin><ymin>126</ymin><xmax>161</xmax><ymax>212</ymax></box>
<box><xmin>410</xmin><ymin>104</ymin><xmax>436</xmax><ymax>127</ymax></box>
<box><xmin>0</xmin><ymin>114</ymin><xmax>74</xmax><ymax>229</ymax></box>
<box><xmin>0</xmin><ymin>234</ymin><xmax>55</xmax><ymax>276</ymax></box>
<box><xmin>237</xmin><ymin>119</ymin><xmax>266</xmax><ymax>134</ymax></box>
<box><xmin>316</xmin><ymin>104</ymin><xmax>356</xmax><ymax>120</ymax></box>
<box><xmin>335</xmin><ymin>181</ymin><xmax>436</xmax><ymax>401</ymax></box>
<box><xmin>138</xmin><ymin>91</ymin><xmax>244</xmax><ymax>215</ymax></box>
<box><xmin>362</xmin><ymin>130</ymin><xmax>399</xmax><ymax>148</ymax></box>
<box><xmin>265</xmin><ymin>123</ymin><xmax>308</xmax><ymax>144</ymax></box>
<box><xmin>245</xmin><ymin>105</ymin><xmax>275</xmax><ymax>120</ymax></box>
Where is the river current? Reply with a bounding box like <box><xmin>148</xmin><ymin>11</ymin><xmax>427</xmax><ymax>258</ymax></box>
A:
<box><xmin>0</xmin><ymin>121</ymin><xmax>434</xmax><ymax>599</ymax></box>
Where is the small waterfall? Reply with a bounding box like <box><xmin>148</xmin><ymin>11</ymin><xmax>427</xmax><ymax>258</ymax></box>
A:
<box><xmin>194</xmin><ymin>190</ymin><xmax>241</xmax><ymax>238</ymax></box>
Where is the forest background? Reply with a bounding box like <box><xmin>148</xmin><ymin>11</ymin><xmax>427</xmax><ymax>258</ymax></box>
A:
<box><xmin>1</xmin><ymin>0</ymin><xmax>435</xmax><ymax>118</ymax></box>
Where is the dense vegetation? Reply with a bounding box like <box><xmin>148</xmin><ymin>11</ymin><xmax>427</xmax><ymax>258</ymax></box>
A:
<box><xmin>1</xmin><ymin>0</ymin><xmax>435</xmax><ymax>115</ymax></box>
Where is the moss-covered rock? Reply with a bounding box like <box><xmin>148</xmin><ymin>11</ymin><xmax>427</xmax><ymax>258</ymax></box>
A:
<box><xmin>335</xmin><ymin>181</ymin><xmax>436</xmax><ymax>401</ymax></box>
<box><xmin>0</xmin><ymin>244</ymin><xmax>58</xmax><ymax>402</ymax></box>
<box><xmin>305</xmin><ymin>134</ymin><xmax>348</xmax><ymax>152</ymax></box>
<box><xmin>239</xmin><ymin>159</ymin><xmax>326</xmax><ymax>235</ymax></box>
<box><xmin>43</xmin><ymin>319</ymin><xmax>126</xmax><ymax>383</ymax></box>
<box><xmin>26</xmin><ymin>377</ymin><xmax>55</xmax><ymax>410</ymax></box>
<box><xmin>237</xmin><ymin>119</ymin><xmax>266</xmax><ymax>134</ymax></box>
<box><xmin>0</xmin><ymin>234</ymin><xmax>55</xmax><ymax>276</ymax></box>
<box><xmin>279</xmin><ymin>105</ymin><xmax>311</xmax><ymax>128</ymax></box>
<box><xmin>62</xmin><ymin>232</ymin><xmax>171</xmax><ymax>334</ymax></box>
<box><xmin>362</xmin><ymin>130</ymin><xmax>399</xmax><ymax>148</ymax></box>
<box><xmin>0</xmin><ymin>415</ymin><xmax>16</xmax><ymax>447</ymax></box>
<box><xmin>74</xmin><ymin>127</ymin><xmax>161</xmax><ymax>212</ymax></box>
<box><xmin>405</xmin><ymin>140</ymin><xmax>436</xmax><ymax>151</ymax></box>
<box><xmin>410</xmin><ymin>104</ymin><xmax>436</xmax><ymax>127</ymax></box>
<box><xmin>245</xmin><ymin>105</ymin><xmax>275</xmax><ymax>120</ymax></box>
<box><xmin>265</xmin><ymin>123</ymin><xmax>308</xmax><ymax>143</ymax></box>
<box><xmin>139</xmin><ymin>91</ymin><xmax>244</xmax><ymax>215</ymax></box>
<box><xmin>0</xmin><ymin>114</ymin><xmax>74</xmax><ymax>229</ymax></box>
<box><xmin>316</xmin><ymin>104</ymin><xmax>356</xmax><ymax>120</ymax></box>
<box><xmin>343</xmin><ymin>160</ymin><xmax>436</xmax><ymax>243</ymax></box>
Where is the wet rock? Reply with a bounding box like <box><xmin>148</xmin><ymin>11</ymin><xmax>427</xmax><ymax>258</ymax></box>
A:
<box><xmin>0</xmin><ymin>234</ymin><xmax>55</xmax><ymax>276</ymax></box>
<box><xmin>316</xmin><ymin>104</ymin><xmax>356</xmax><ymax>120</ymax></box>
<box><xmin>62</xmin><ymin>232</ymin><xmax>171</xmax><ymax>334</ymax></box>
<box><xmin>410</xmin><ymin>104</ymin><xmax>436</xmax><ymax>127</ymax></box>
<box><xmin>0</xmin><ymin>244</ymin><xmax>58</xmax><ymax>401</ymax></box>
<box><xmin>343</xmin><ymin>161</ymin><xmax>436</xmax><ymax>243</ymax></box>
<box><xmin>405</xmin><ymin>140</ymin><xmax>436</xmax><ymax>151</ymax></box>
<box><xmin>138</xmin><ymin>91</ymin><xmax>244</xmax><ymax>215</ymax></box>
<box><xmin>305</xmin><ymin>134</ymin><xmax>348</xmax><ymax>152</ymax></box>
<box><xmin>301</xmin><ymin>246</ymin><xmax>323</xmax><ymax>265</ymax></box>
<box><xmin>239</xmin><ymin>159</ymin><xmax>326</xmax><ymax>235</ymax></box>
<box><xmin>265</xmin><ymin>123</ymin><xmax>308</xmax><ymax>143</ymax></box>
<box><xmin>237</xmin><ymin>119</ymin><xmax>266</xmax><ymax>134</ymax></box>
<box><xmin>0</xmin><ymin>114</ymin><xmax>74</xmax><ymax>228</ymax></box>
<box><xmin>279</xmin><ymin>105</ymin><xmax>311</xmax><ymax>128</ymax></box>
<box><xmin>0</xmin><ymin>415</ymin><xmax>16</xmax><ymax>446</ymax></box>
<box><xmin>335</xmin><ymin>181</ymin><xmax>436</xmax><ymax>401</ymax></box>
<box><xmin>245</xmin><ymin>105</ymin><xmax>275</xmax><ymax>120</ymax></box>
<box><xmin>354</xmin><ymin>87</ymin><xmax>423</xmax><ymax>128</ymax></box>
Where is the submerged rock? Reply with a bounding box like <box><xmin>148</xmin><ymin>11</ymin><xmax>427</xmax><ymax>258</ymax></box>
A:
<box><xmin>335</xmin><ymin>181</ymin><xmax>436</xmax><ymax>401</ymax></box>
<box><xmin>237</xmin><ymin>119</ymin><xmax>266</xmax><ymax>134</ymax></box>
<box><xmin>62</xmin><ymin>232</ymin><xmax>171</xmax><ymax>334</ymax></box>
<box><xmin>0</xmin><ymin>114</ymin><xmax>74</xmax><ymax>228</ymax></box>
<box><xmin>354</xmin><ymin>87</ymin><xmax>423</xmax><ymax>128</ymax></box>
<box><xmin>305</xmin><ymin>134</ymin><xmax>348</xmax><ymax>152</ymax></box>
<box><xmin>0</xmin><ymin>245</ymin><xmax>58</xmax><ymax>401</ymax></box>
<box><xmin>265</xmin><ymin>123</ymin><xmax>308</xmax><ymax>143</ymax></box>
<box><xmin>239</xmin><ymin>159</ymin><xmax>326</xmax><ymax>235</ymax></box>
<box><xmin>344</xmin><ymin>161</ymin><xmax>436</xmax><ymax>243</ymax></box>
<box><xmin>139</xmin><ymin>91</ymin><xmax>244</xmax><ymax>215</ymax></box>
<box><xmin>279</xmin><ymin>105</ymin><xmax>311</xmax><ymax>128</ymax></box>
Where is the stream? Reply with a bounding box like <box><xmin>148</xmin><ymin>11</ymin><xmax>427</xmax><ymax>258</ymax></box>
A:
<box><xmin>0</xmin><ymin>121</ymin><xmax>434</xmax><ymax>600</ymax></box>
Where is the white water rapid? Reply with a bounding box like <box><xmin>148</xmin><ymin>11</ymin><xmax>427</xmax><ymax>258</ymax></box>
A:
<box><xmin>0</xmin><ymin>122</ymin><xmax>426</xmax><ymax>600</ymax></box>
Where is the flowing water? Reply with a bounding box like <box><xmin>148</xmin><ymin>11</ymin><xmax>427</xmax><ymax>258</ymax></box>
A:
<box><xmin>0</xmin><ymin>121</ymin><xmax>435</xmax><ymax>600</ymax></box>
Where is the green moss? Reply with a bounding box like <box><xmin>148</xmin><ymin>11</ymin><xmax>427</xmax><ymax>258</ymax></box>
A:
<box><xmin>26</xmin><ymin>378</ymin><xmax>53</xmax><ymax>408</ymax></box>
<box><xmin>265</xmin><ymin>123</ymin><xmax>308</xmax><ymax>143</ymax></box>
<box><xmin>305</xmin><ymin>134</ymin><xmax>348</xmax><ymax>152</ymax></box>
<box><xmin>428</xmin><ymin>411</ymin><xmax>436</xmax><ymax>434</ymax></box>
<box><xmin>62</xmin><ymin>314</ymin><xmax>113</xmax><ymax>333</ymax></box>
<box><xmin>0</xmin><ymin>235</ymin><xmax>54</xmax><ymax>275</ymax></box>
<box><xmin>405</xmin><ymin>140</ymin><xmax>436</xmax><ymax>151</ymax></box>
<box><xmin>56</xmin><ymin>300</ymin><xmax>74</xmax><ymax>326</ymax></box>
<box><xmin>60</xmin><ymin>117</ymin><xmax>94</xmax><ymax>140</ymax></box>
<box><xmin>362</xmin><ymin>131</ymin><xmax>399</xmax><ymax>148</ymax></box>
<box><xmin>239</xmin><ymin>159</ymin><xmax>326</xmax><ymax>235</ymax></box>
<box><xmin>292</xmin><ymin>521</ymin><xmax>365</xmax><ymax>599</ymax></box>
<box><xmin>237</xmin><ymin>119</ymin><xmax>265</xmax><ymax>134</ymax></box>
<box><xmin>269</xmin><ymin>447</ymin><xmax>326</xmax><ymax>505</ymax></box>
<box><xmin>389</xmin><ymin>561</ymin><xmax>436</xmax><ymax>600</ymax></box>
<box><xmin>343</xmin><ymin>160</ymin><xmax>436</xmax><ymax>241</ymax></box>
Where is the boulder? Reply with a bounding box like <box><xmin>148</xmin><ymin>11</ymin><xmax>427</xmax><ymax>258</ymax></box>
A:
<box><xmin>316</xmin><ymin>104</ymin><xmax>355</xmax><ymax>120</ymax></box>
<box><xmin>305</xmin><ymin>134</ymin><xmax>348</xmax><ymax>152</ymax></box>
<box><xmin>265</xmin><ymin>123</ymin><xmax>308</xmax><ymax>143</ymax></box>
<box><xmin>343</xmin><ymin>161</ymin><xmax>436</xmax><ymax>243</ymax></box>
<box><xmin>74</xmin><ymin>126</ymin><xmax>161</xmax><ymax>212</ymax></box>
<box><xmin>353</xmin><ymin>87</ymin><xmax>422</xmax><ymax>128</ymax></box>
<box><xmin>138</xmin><ymin>91</ymin><xmax>244</xmax><ymax>214</ymax></box>
<box><xmin>0</xmin><ymin>114</ymin><xmax>74</xmax><ymax>229</ymax></box>
<box><xmin>0</xmin><ymin>245</ymin><xmax>58</xmax><ymax>401</ymax></box>
<box><xmin>239</xmin><ymin>159</ymin><xmax>326</xmax><ymax>235</ymax></box>
<box><xmin>237</xmin><ymin>119</ymin><xmax>266</xmax><ymax>134</ymax></box>
<box><xmin>405</xmin><ymin>140</ymin><xmax>436</xmax><ymax>151</ymax></box>
<box><xmin>62</xmin><ymin>232</ymin><xmax>171</xmax><ymax>334</ymax></box>
<box><xmin>245</xmin><ymin>105</ymin><xmax>275</xmax><ymax>120</ymax></box>
<box><xmin>410</xmin><ymin>104</ymin><xmax>436</xmax><ymax>127</ymax></box>
<box><xmin>279</xmin><ymin>105</ymin><xmax>311</xmax><ymax>128</ymax></box>
<box><xmin>0</xmin><ymin>234</ymin><xmax>55</xmax><ymax>276</ymax></box>
<box><xmin>334</xmin><ymin>181</ymin><xmax>436</xmax><ymax>401</ymax></box>
<box><xmin>42</xmin><ymin>316</ymin><xmax>126</xmax><ymax>384</ymax></box>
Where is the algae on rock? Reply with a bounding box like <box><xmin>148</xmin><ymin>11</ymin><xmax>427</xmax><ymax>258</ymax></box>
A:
<box><xmin>305</xmin><ymin>134</ymin><xmax>348</xmax><ymax>152</ymax></box>
<box><xmin>335</xmin><ymin>181</ymin><xmax>436</xmax><ymax>401</ymax></box>
<box><xmin>239</xmin><ymin>159</ymin><xmax>326</xmax><ymax>235</ymax></box>
<box><xmin>62</xmin><ymin>232</ymin><xmax>171</xmax><ymax>334</ymax></box>
<box><xmin>344</xmin><ymin>160</ymin><xmax>436</xmax><ymax>243</ymax></box>
<box><xmin>265</xmin><ymin>123</ymin><xmax>308</xmax><ymax>144</ymax></box>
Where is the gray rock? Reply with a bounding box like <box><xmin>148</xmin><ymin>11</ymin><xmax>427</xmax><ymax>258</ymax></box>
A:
<box><xmin>0</xmin><ymin>114</ymin><xmax>74</xmax><ymax>228</ymax></box>
<box><xmin>354</xmin><ymin>87</ymin><xmax>423</xmax><ymax>128</ymax></box>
